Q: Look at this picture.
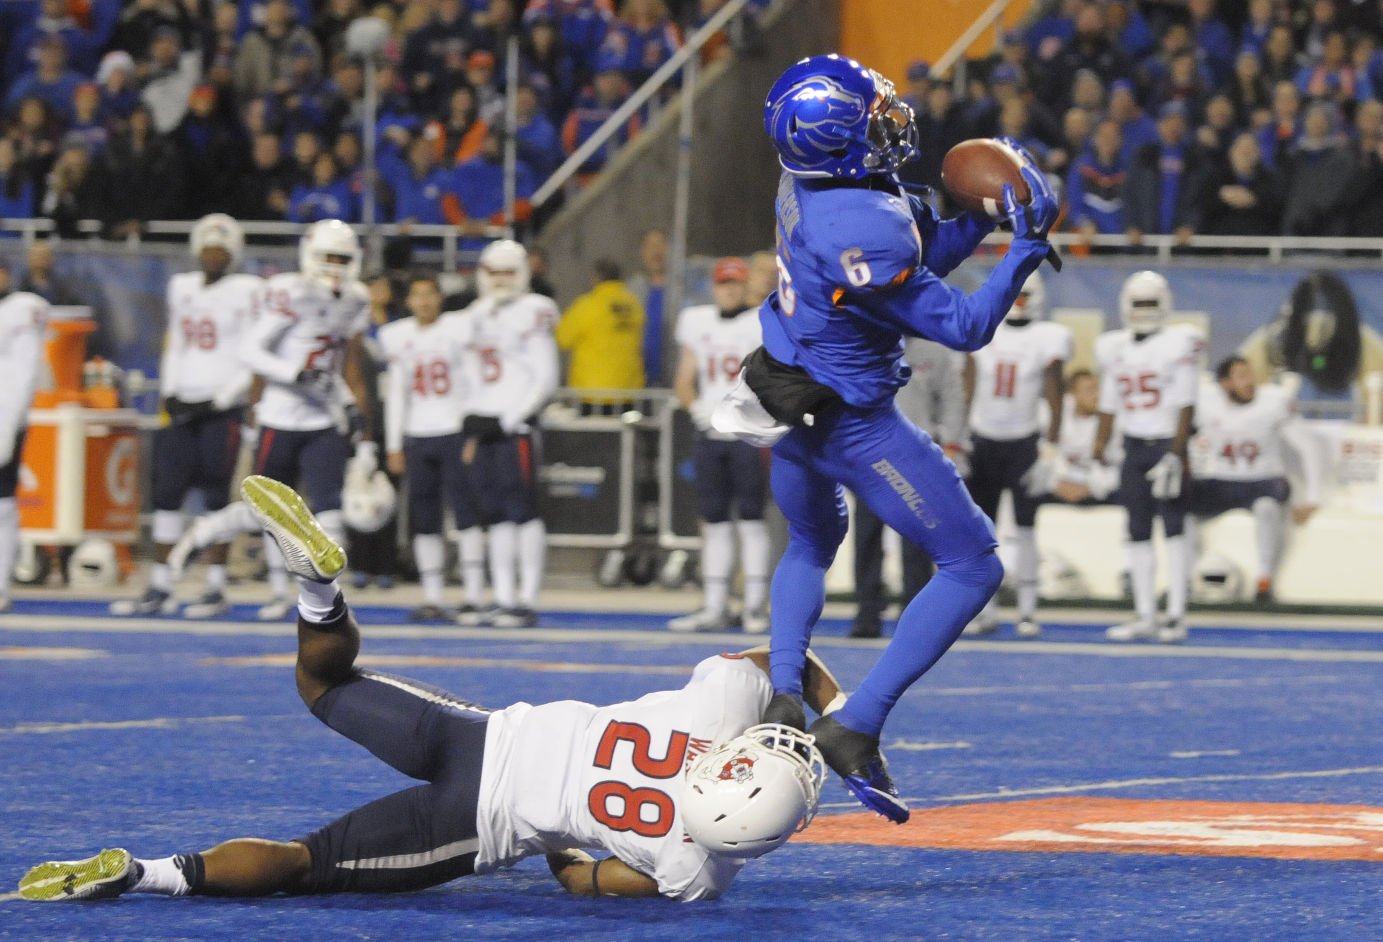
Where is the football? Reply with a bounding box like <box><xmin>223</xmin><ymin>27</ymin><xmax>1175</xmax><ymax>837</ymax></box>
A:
<box><xmin>940</xmin><ymin>138</ymin><xmax>1030</xmax><ymax>217</ymax></box>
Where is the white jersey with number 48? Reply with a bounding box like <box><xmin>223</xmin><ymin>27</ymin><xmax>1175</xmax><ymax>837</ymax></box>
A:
<box><xmin>1095</xmin><ymin>324</ymin><xmax>1203</xmax><ymax>439</ymax></box>
<box><xmin>475</xmin><ymin>654</ymin><xmax>772</xmax><ymax>901</ymax></box>
<box><xmin>243</xmin><ymin>272</ymin><xmax>371</xmax><ymax>432</ymax></box>
<box><xmin>378</xmin><ymin>312</ymin><xmax>473</xmax><ymax>451</ymax></box>
<box><xmin>969</xmin><ymin>320</ymin><xmax>1072</xmax><ymax>440</ymax></box>
<box><xmin>1193</xmin><ymin>382</ymin><xmax>1293</xmax><ymax>481</ymax></box>
<box><xmin>160</xmin><ymin>271</ymin><xmax>261</xmax><ymax>406</ymax></box>
<box><xmin>675</xmin><ymin>304</ymin><xmax>762</xmax><ymax>439</ymax></box>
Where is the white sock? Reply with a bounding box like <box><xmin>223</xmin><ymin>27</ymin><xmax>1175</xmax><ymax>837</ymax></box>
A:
<box><xmin>1015</xmin><ymin>525</ymin><xmax>1038</xmax><ymax>620</ymax></box>
<box><xmin>317</xmin><ymin>509</ymin><xmax>345</xmax><ymax>547</ymax></box>
<box><xmin>1164</xmin><ymin>535</ymin><xmax>1189</xmax><ymax>620</ymax></box>
<box><xmin>702</xmin><ymin>521</ymin><xmax>734</xmax><ymax>614</ymax></box>
<box><xmin>263</xmin><ymin>535</ymin><xmax>289</xmax><ymax>601</ymax></box>
<box><xmin>129</xmin><ymin>856</ymin><xmax>191</xmax><ymax>896</ymax></box>
<box><xmin>1252</xmin><ymin>497</ymin><xmax>1284</xmax><ymax>583</ymax></box>
<box><xmin>1128</xmin><ymin>540</ymin><xmax>1156</xmax><ymax>622</ymax></box>
<box><xmin>0</xmin><ymin>497</ymin><xmax>16</xmax><ymax>599</ymax></box>
<box><xmin>205</xmin><ymin>563</ymin><xmax>227</xmax><ymax>593</ymax></box>
<box><xmin>488</xmin><ymin>522</ymin><xmax>517</xmax><ymax>609</ymax></box>
<box><xmin>456</xmin><ymin>526</ymin><xmax>486</xmax><ymax>607</ymax></box>
<box><xmin>517</xmin><ymin>519</ymin><xmax>545</xmax><ymax>608</ymax></box>
<box><xmin>414</xmin><ymin>533</ymin><xmax>445</xmax><ymax>605</ymax></box>
<box><xmin>736</xmin><ymin>518</ymin><xmax>770</xmax><ymax>611</ymax></box>
<box><xmin>149</xmin><ymin>562</ymin><xmax>173</xmax><ymax>593</ymax></box>
<box><xmin>297</xmin><ymin>577</ymin><xmax>341</xmax><ymax>622</ymax></box>
<box><xmin>151</xmin><ymin>509</ymin><xmax>184</xmax><ymax>545</ymax></box>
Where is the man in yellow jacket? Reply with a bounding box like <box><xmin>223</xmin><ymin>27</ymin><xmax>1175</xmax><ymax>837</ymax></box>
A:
<box><xmin>556</xmin><ymin>259</ymin><xmax>647</xmax><ymax>413</ymax></box>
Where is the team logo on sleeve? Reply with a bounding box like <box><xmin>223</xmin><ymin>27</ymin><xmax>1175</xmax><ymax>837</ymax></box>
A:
<box><xmin>718</xmin><ymin>755</ymin><xmax>757</xmax><ymax>783</ymax></box>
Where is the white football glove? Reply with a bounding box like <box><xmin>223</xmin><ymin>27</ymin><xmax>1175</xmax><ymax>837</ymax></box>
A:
<box><xmin>689</xmin><ymin>400</ymin><xmax>716</xmax><ymax>432</ymax></box>
<box><xmin>1086</xmin><ymin>461</ymin><xmax>1120</xmax><ymax>501</ymax></box>
<box><xmin>711</xmin><ymin>374</ymin><xmax>791</xmax><ymax>448</ymax></box>
<box><xmin>1146</xmin><ymin>452</ymin><xmax>1184</xmax><ymax>501</ymax></box>
<box><xmin>351</xmin><ymin>440</ymin><xmax>380</xmax><ymax>475</ymax></box>
<box><xmin>1019</xmin><ymin>441</ymin><xmax>1063</xmax><ymax>497</ymax></box>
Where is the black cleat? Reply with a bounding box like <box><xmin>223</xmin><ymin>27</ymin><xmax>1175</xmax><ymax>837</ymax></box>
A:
<box><xmin>409</xmin><ymin>604</ymin><xmax>454</xmax><ymax>623</ymax></box>
<box><xmin>762</xmin><ymin>692</ymin><xmax>806</xmax><ymax>732</ymax></box>
<box><xmin>848</xmin><ymin>620</ymin><xmax>882</xmax><ymax>639</ymax></box>
<box><xmin>808</xmin><ymin>714</ymin><xmax>910</xmax><ymax>824</ymax></box>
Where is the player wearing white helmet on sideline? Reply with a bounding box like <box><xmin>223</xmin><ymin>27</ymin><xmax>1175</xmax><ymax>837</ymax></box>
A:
<box><xmin>961</xmin><ymin>270</ymin><xmax>1071</xmax><ymax>639</ymax></box>
<box><xmin>240</xmin><ymin>219</ymin><xmax>373</xmax><ymax>621</ymax></box>
<box><xmin>20</xmin><ymin>477</ymin><xmax>830</xmax><ymax>904</ymax></box>
<box><xmin>0</xmin><ymin>263</ymin><xmax>48</xmax><ymax>614</ymax></box>
<box><xmin>111</xmin><ymin>214</ymin><xmax>260</xmax><ymax>619</ymax></box>
<box><xmin>459</xmin><ymin>240</ymin><xmax>560</xmax><ymax>628</ymax></box>
<box><xmin>1093</xmin><ymin>271</ymin><xmax>1204</xmax><ymax>643</ymax></box>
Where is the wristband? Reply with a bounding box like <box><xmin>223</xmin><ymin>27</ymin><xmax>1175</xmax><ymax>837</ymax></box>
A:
<box><xmin>590</xmin><ymin>857</ymin><xmax>605</xmax><ymax>896</ymax></box>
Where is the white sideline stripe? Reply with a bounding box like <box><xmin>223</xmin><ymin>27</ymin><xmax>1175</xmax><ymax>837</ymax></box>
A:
<box><xmin>337</xmin><ymin>838</ymin><xmax>480</xmax><ymax>871</ymax></box>
<box><xmin>361</xmin><ymin>670</ymin><xmax>491</xmax><ymax>714</ymax></box>
<box><xmin>818</xmin><ymin>764</ymin><xmax>1383</xmax><ymax>810</ymax></box>
<box><xmin>4</xmin><ymin>615</ymin><xmax>1383</xmax><ymax>665</ymax></box>
<box><xmin>0</xmin><ymin>715</ymin><xmax>254</xmax><ymax>735</ymax></box>
<box><xmin>0</xmin><ymin>891</ymin><xmax>23</xmax><ymax>902</ymax></box>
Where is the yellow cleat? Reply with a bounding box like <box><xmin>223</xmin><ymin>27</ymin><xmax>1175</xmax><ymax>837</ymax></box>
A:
<box><xmin>240</xmin><ymin>476</ymin><xmax>347</xmax><ymax>583</ymax></box>
<box><xmin>19</xmin><ymin>848</ymin><xmax>132</xmax><ymax>902</ymax></box>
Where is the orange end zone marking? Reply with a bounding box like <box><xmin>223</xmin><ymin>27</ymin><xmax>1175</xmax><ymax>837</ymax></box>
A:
<box><xmin>797</xmin><ymin>798</ymin><xmax>1383</xmax><ymax>861</ymax></box>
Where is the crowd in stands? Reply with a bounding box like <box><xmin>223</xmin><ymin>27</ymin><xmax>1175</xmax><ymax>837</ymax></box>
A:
<box><xmin>904</xmin><ymin>0</ymin><xmax>1383</xmax><ymax>241</ymax></box>
<box><xmin>0</xmin><ymin>0</ymin><xmax>764</xmax><ymax>238</ymax></box>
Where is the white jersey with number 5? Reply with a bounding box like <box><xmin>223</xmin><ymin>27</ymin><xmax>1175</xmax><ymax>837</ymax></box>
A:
<box><xmin>160</xmin><ymin>271</ymin><xmax>261</xmax><ymax>406</ymax></box>
<box><xmin>675</xmin><ymin>304</ymin><xmax>762</xmax><ymax>439</ymax></box>
<box><xmin>463</xmin><ymin>293</ymin><xmax>560</xmax><ymax>433</ymax></box>
<box><xmin>378</xmin><ymin>312</ymin><xmax>473</xmax><ymax>451</ymax></box>
<box><xmin>1095</xmin><ymin>324</ymin><xmax>1203</xmax><ymax>439</ymax></box>
<box><xmin>969</xmin><ymin>320</ymin><xmax>1072</xmax><ymax>440</ymax></box>
<box><xmin>1193</xmin><ymin>383</ymin><xmax>1292</xmax><ymax>481</ymax></box>
<box><xmin>242</xmin><ymin>272</ymin><xmax>371</xmax><ymax>432</ymax></box>
<box><xmin>475</xmin><ymin>654</ymin><xmax>772</xmax><ymax>901</ymax></box>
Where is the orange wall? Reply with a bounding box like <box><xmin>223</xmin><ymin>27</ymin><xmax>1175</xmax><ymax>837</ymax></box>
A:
<box><xmin>840</xmin><ymin>0</ymin><xmax>1037</xmax><ymax>88</ymax></box>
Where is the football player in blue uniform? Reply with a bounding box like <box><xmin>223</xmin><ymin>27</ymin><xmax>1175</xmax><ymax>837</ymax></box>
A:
<box><xmin>715</xmin><ymin>54</ymin><xmax>1058</xmax><ymax>823</ymax></box>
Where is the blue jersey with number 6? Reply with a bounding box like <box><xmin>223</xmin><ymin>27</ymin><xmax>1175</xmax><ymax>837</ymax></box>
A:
<box><xmin>760</xmin><ymin>173</ymin><xmax>1025</xmax><ymax>408</ymax></box>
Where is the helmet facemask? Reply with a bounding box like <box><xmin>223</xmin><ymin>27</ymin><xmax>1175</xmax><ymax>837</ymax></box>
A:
<box><xmin>862</xmin><ymin>74</ymin><xmax>918</xmax><ymax>174</ymax></box>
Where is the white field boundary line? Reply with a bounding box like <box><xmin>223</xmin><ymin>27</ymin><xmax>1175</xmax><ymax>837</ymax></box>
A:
<box><xmin>818</xmin><ymin>764</ymin><xmax>1383</xmax><ymax>811</ymax></box>
<box><xmin>0</xmin><ymin>714</ymin><xmax>300</xmax><ymax>736</ymax></box>
<box><xmin>4</xmin><ymin>614</ymin><xmax>1383</xmax><ymax>664</ymax></box>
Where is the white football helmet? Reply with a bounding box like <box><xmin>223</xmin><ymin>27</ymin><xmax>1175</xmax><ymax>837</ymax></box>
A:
<box><xmin>68</xmin><ymin>538</ymin><xmax>120</xmax><ymax>587</ymax></box>
<box><xmin>190</xmin><ymin>213</ymin><xmax>244</xmax><ymax>268</ymax></box>
<box><xmin>1192</xmin><ymin>551</ymin><xmax>1245</xmax><ymax>603</ymax></box>
<box><xmin>1119</xmin><ymin>270</ymin><xmax>1172</xmax><ymax>335</ymax></box>
<box><xmin>681</xmin><ymin>723</ymin><xmax>825</xmax><ymax>859</ymax></box>
<box><xmin>342</xmin><ymin>460</ymin><xmax>396</xmax><ymax>533</ymax></box>
<box><xmin>300</xmin><ymin>219</ymin><xmax>362</xmax><ymax>293</ymax></box>
<box><xmin>1006</xmin><ymin>269</ymin><xmax>1046</xmax><ymax>323</ymax></box>
<box><xmin>476</xmin><ymin>239</ymin><xmax>530</xmax><ymax>302</ymax></box>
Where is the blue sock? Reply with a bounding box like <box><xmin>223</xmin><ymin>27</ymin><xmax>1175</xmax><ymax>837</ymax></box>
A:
<box><xmin>767</xmin><ymin>542</ymin><xmax>829</xmax><ymax>697</ymax></box>
<box><xmin>836</xmin><ymin>554</ymin><xmax>1002</xmax><ymax>737</ymax></box>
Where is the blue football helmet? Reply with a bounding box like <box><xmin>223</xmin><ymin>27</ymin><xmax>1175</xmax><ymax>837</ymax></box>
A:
<box><xmin>764</xmin><ymin>54</ymin><xmax>918</xmax><ymax>179</ymax></box>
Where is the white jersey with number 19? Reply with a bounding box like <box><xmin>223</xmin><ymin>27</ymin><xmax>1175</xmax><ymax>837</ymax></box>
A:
<box><xmin>475</xmin><ymin>654</ymin><xmax>772</xmax><ymax>900</ymax></box>
<box><xmin>969</xmin><ymin>320</ymin><xmax>1072</xmax><ymax>440</ymax></box>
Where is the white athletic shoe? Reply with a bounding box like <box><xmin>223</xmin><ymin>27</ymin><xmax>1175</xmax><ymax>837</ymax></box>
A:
<box><xmin>491</xmin><ymin>607</ymin><xmax>538</xmax><ymax>628</ymax></box>
<box><xmin>0</xmin><ymin>596</ymin><xmax>10</xmax><ymax>614</ymax></box>
<box><xmin>256</xmin><ymin>597</ymin><xmax>294</xmax><ymax>621</ymax></box>
<box><xmin>182</xmin><ymin>590</ymin><xmax>230</xmax><ymax>619</ymax></box>
<box><xmin>167</xmin><ymin>503</ymin><xmax>259</xmax><ymax>577</ymax></box>
<box><xmin>19</xmin><ymin>848</ymin><xmax>132</xmax><ymax>901</ymax></box>
<box><xmin>240</xmin><ymin>476</ymin><xmax>346</xmax><ymax>584</ymax></box>
<box><xmin>741</xmin><ymin>607</ymin><xmax>770</xmax><ymax>635</ymax></box>
<box><xmin>109</xmin><ymin>587</ymin><xmax>179</xmax><ymax>617</ymax></box>
<box><xmin>962</xmin><ymin>615</ymin><xmax>1000</xmax><ymax>637</ymax></box>
<box><xmin>1156</xmin><ymin>618</ymin><xmax>1188</xmax><ymax>644</ymax></box>
<box><xmin>667</xmin><ymin>608</ymin><xmax>736</xmax><ymax>633</ymax></box>
<box><xmin>455</xmin><ymin>604</ymin><xmax>491</xmax><ymax>627</ymax></box>
<box><xmin>1014</xmin><ymin>617</ymin><xmax>1042</xmax><ymax>639</ymax></box>
<box><xmin>1106</xmin><ymin>619</ymin><xmax>1157</xmax><ymax>642</ymax></box>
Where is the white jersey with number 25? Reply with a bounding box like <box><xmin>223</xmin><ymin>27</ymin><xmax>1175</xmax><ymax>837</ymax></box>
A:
<box><xmin>1095</xmin><ymin>324</ymin><xmax>1203</xmax><ymax>440</ymax></box>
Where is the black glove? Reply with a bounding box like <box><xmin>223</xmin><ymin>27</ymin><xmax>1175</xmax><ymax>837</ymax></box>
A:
<box><xmin>164</xmin><ymin>396</ymin><xmax>214</xmax><ymax>425</ymax></box>
<box><xmin>462</xmin><ymin>414</ymin><xmax>506</xmax><ymax>443</ymax></box>
<box><xmin>296</xmin><ymin>368</ymin><xmax>335</xmax><ymax>399</ymax></box>
<box><xmin>344</xmin><ymin>403</ymin><xmax>366</xmax><ymax>443</ymax></box>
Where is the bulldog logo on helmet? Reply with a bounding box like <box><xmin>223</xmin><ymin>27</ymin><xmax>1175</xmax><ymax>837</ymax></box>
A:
<box><xmin>718</xmin><ymin>755</ymin><xmax>756</xmax><ymax>784</ymax></box>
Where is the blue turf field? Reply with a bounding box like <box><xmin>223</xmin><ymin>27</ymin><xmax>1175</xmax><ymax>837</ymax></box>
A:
<box><xmin>3</xmin><ymin>600</ymin><xmax>1383</xmax><ymax>940</ymax></box>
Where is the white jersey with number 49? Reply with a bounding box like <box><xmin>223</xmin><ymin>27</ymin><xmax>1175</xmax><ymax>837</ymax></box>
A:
<box><xmin>1193</xmin><ymin>382</ymin><xmax>1293</xmax><ymax>481</ymax></box>
<box><xmin>243</xmin><ymin>272</ymin><xmax>371</xmax><ymax>432</ymax></box>
<box><xmin>161</xmin><ymin>271</ymin><xmax>261</xmax><ymax>406</ymax></box>
<box><xmin>676</xmin><ymin>304</ymin><xmax>762</xmax><ymax>439</ymax></box>
<box><xmin>378</xmin><ymin>312</ymin><xmax>473</xmax><ymax>451</ymax></box>
<box><xmin>475</xmin><ymin>654</ymin><xmax>772</xmax><ymax>901</ymax></box>
<box><xmin>464</xmin><ymin>293</ymin><xmax>560</xmax><ymax>432</ymax></box>
<box><xmin>1095</xmin><ymin>324</ymin><xmax>1203</xmax><ymax>439</ymax></box>
<box><xmin>969</xmin><ymin>320</ymin><xmax>1072</xmax><ymax>440</ymax></box>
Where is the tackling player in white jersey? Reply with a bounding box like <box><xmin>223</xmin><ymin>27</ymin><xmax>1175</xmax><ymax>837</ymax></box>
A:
<box><xmin>1093</xmin><ymin>271</ymin><xmax>1203</xmax><ymax>643</ymax></box>
<box><xmin>459</xmin><ymin>240</ymin><xmax>560</xmax><ymax>628</ymax></box>
<box><xmin>0</xmin><ymin>275</ymin><xmax>48</xmax><ymax>613</ymax></box>
<box><xmin>962</xmin><ymin>271</ymin><xmax>1071</xmax><ymax>639</ymax></box>
<box><xmin>379</xmin><ymin>272</ymin><xmax>487</xmax><ymax>623</ymax></box>
<box><xmin>20</xmin><ymin>477</ymin><xmax>830</xmax><ymax>904</ymax></box>
<box><xmin>669</xmin><ymin>257</ymin><xmax>772</xmax><ymax>634</ymax></box>
<box><xmin>241</xmin><ymin>219</ymin><xmax>373</xmax><ymax>620</ymax></box>
<box><xmin>112</xmin><ymin>215</ymin><xmax>260</xmax><ymax>619</ymax></box>
<box><xmin>1188</xmin><ymin>355</ymin><xmax>1322</xmax><ymax>602</ymax></box>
